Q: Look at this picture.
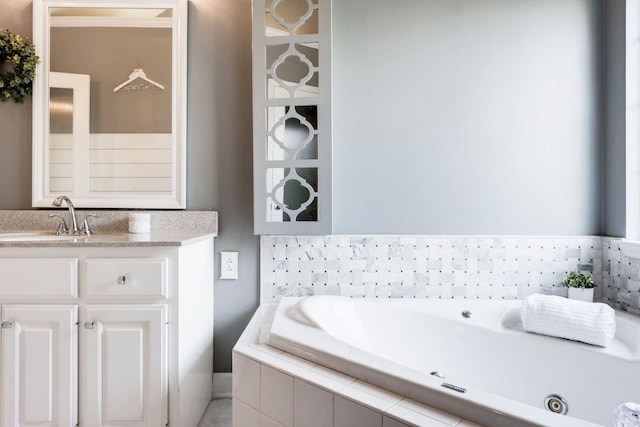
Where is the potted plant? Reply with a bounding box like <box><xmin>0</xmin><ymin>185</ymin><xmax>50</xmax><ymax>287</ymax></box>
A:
<box><xmin>562</xmin><ymin>271</ymin><xmax>596</xmax><ymax>302</ymax></box>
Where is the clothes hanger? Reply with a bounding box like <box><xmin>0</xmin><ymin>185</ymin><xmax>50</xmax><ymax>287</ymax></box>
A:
<box><xmin>113</xmin><ymin>67</ymin><xmax>165</xmax><ymax>92</ymax></box>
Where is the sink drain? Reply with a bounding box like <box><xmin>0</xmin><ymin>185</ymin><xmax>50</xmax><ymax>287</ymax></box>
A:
<box><xmin>544</xmin><ymin>394</ymin><xmax>568</xmax><ymax>415</ymax></box>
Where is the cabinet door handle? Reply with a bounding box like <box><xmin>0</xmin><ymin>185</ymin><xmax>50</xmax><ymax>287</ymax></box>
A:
<box><xmin>117</xmin><ymin>275</ymin><xmax>126</xmax><ymax>285</ymax></box>
<box><xmin>84</xmin><ymin>322</ymin><xmax>95</xmax><ymax>329</ymax></box>
<box><xmin>1</xmin><ymin>321</ymin><xmax>14</xmax><ymax>329</ymax></box>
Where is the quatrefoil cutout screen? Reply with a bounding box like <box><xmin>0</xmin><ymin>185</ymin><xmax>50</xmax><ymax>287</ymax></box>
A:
<box><xmin>255</xmin><ymin>0</ymin><xmax>330</xmax><ymax>232</ymax></box>
<box><xmin>265</xmin><ymin>0</ymin><xmax>318</xmax><ymax>36</ymax></box>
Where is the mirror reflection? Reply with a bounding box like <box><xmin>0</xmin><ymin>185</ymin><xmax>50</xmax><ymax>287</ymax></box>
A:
<box><xmin>33</xmin><ymin>1</ymin><xmax>186</xmax><ymax>209</ymax></box>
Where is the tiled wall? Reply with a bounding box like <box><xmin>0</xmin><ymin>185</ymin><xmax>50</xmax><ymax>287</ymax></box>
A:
<box><xmin>602</xmin><ymin>238</ymin><xmax>640</xmax><ymax>313</ymax></box>
<box><xmin>260</xmin><ymin>235</ymin><xmax>640</xmax><ymax>314</ymax></box>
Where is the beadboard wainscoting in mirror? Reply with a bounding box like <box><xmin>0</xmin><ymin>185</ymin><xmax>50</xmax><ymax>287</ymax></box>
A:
<box><xmin>33</xmin><ymin>0</ymin><xmax>187</xmax><ymax>209</ymax></box>
<box><xmin>253</xmin><ymin>0</ymin><xmax>332</xmax><ymax>234</ymax></box>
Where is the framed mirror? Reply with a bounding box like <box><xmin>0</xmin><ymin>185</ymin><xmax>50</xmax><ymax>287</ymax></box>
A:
<box><xmin>32</xmin><ymin>0</ymin><xmax>187</xmax><ymax>208</ymax></box>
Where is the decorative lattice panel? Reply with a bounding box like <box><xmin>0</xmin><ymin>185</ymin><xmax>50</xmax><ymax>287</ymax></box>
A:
<box><xmin>253</xmin><ymin>0</ymin><xmax>332</xmax><ymax>234</ymax></box>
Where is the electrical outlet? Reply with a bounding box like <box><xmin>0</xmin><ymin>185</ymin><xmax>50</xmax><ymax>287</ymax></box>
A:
<box><xmin>220</xmin><ymin>251</ymin><xmax>238</xmax><ymax>280</ymax></box>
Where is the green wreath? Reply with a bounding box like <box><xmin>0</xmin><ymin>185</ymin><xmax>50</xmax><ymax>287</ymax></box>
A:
<box><xmin>0</xmin><ymin>28</ymin><xmax>40</xmax><ymax>103</ymax></box>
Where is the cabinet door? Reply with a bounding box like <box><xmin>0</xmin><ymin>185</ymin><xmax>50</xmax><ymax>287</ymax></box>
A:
<box><xmin>81</xmin><ymin>305</ymin><xmax>167</xmax><ymax>427</ymax></box>
<box><xmin>0</xmin><ymin>305</ymin><xmax>78</xmax><ymax>427</ymax></box>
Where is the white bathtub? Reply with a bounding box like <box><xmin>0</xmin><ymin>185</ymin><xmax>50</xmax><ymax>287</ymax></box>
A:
<box><xmin>267</xmin><ymin>295</ymin><xmax>640</xmax><ymax>427</ymax></box>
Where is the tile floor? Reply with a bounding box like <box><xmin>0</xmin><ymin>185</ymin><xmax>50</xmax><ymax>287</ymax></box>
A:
<box><xmin>197</xmin><ymin>398</ymin><xmax>232</xmax><ymax>427</ymax></box>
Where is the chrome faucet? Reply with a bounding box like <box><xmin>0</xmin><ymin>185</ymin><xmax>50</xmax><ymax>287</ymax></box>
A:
<box><xmin>52</xmin><ymin>195</ymin><xmax>79</xmax><ymax>234</ymax></box>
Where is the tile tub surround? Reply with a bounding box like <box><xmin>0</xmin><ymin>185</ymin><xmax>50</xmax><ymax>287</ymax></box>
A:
<box><xmin>261</xmin><ymin>235</ymin><xmax>640</xmax><ymax>315</ymax></box>
<box><xmin>0</xmin><ymin>210</ymin><xmax>218</xmax><ymax>234</ymax></box>
<box><xmin>602</xmin><ymin>237</ymin><xmax>640</xmax><ymax>314</ymax></box>
<box><xmin>232</xmin><ymin>304</ymin><xmax>486</xmax><ymax>427</ymax></box>
<box><xmin>261</xmin><ymin>235</ymin><xmax>603</xmax><ymax>299</ymax></box>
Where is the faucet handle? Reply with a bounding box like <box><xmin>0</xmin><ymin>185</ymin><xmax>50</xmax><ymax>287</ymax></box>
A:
<box><xmin>48</xmin><ymin>214</ymin><xmax>68</xmax><ymax>235</ymax></box>
<box><xmin>80</xmin><ymin>214</ymin><xmax>99</xmax><ymax>236</ymax></box>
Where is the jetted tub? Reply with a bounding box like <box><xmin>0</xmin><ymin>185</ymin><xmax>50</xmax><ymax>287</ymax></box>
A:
<box><xmin>267</xmin><ymin>295</ymin><xmax>640</xmax><ymax>427</ymax></box>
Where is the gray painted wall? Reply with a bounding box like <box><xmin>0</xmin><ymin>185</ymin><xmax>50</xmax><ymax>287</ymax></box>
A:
<box><xmin>186</xmin><ymin>0</ymin><xmax>258</xmax><ymax>374</ymax></box>
<box><xmin>0</xmin><ymin>0</ymin><xmax>627</xmax><ymax>372</ymax></box>
<box><xmin>0</xmin><ymin>1</ymin><xmax>33</xmax><ymax>210</ymax></box>
<box><xmin>604</xmin><ymin>0</ymin><xmax>626</xmax><ymax>237</ymax></box>
<box><xmin>333</xmin><ymin>0</ymin><xmax>603</xmax><ymax>235</ymax></box>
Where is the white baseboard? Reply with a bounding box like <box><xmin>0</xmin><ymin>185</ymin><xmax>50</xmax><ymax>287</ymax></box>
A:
<box><xmin>213</xmin><ymin>372</ymin><xmax>232</xmax><ymax>398</ymax></box>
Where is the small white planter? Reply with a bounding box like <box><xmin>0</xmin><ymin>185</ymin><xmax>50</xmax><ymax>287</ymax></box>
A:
<box><xmin>567</xmin><ymin>287</ymin><xmax>594</xmax><ymax>302</ymax></box>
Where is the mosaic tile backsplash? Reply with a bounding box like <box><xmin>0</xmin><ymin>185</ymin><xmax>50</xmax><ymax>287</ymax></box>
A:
<box><xmin>261</xmin><ymin>235</ymin><xmax>640</xmax><ymax>315</ymax></box>
<box><xmin>602</xmin><ymin>238</ymin><xmax>640</xmax><ymax>313</ymax></box>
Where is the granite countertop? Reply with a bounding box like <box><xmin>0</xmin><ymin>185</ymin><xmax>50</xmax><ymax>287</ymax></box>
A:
<box><xmin>0</xmin><ymin>210</ymin><xmax>218</xmax><ymax>248</ymax></box>
<box><xmin>0</xmin><ymin>230</ymin><xmax>216</xmax><ymax>248</ymax></box>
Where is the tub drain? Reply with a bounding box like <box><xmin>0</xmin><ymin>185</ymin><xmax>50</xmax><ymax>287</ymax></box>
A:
<box><xmin>544</xmin><ymin>394</ymin><xmax>568</xmax><ymax>415</ymax></box>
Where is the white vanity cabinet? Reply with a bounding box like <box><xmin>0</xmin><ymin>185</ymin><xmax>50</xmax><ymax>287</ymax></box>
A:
<box><xmin>82</xmin><ymin>304</ymin><xmax>168</xmax><ymax>427</ymax></box>
<box><xmin>0</xmin><ymin>236</ymin><xmax>214</xmax><ymax>427</ymax></box>
<box><xmin>0</xmin><ymin>257</ymin><xmax>79</xmax><ymax>426</ymax></box>
<box><xmin>1</xmin><ymin>304</ymin><xmax>78</xmax><ymax>427</ymax></box>
<box><xmin>81</xmin><ymin>257</ymin><xmax>170</xmax><ymax>426</ymax></box>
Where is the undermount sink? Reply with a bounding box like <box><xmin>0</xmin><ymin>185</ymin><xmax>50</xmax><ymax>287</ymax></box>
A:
<box><xmin>0</xmin><ymin>231</ymin><xmax>91</xmax><ymax>242</ymax></box>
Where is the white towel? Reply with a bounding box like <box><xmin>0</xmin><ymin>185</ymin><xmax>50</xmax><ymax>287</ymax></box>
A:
<box><xmin>521</xmin><ymin>294</ymin><xmax>616</xmax><ymax>347</ymax></box>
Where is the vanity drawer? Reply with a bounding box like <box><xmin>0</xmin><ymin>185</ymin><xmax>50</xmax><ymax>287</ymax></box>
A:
<box><xmin>0</xmin><ymin>258</ymin><xmax>78</xmax><ymax>297</ymax></box>
<box><xmin>84</xmin><ymin>258</ymin><xmax>168</xmax><ymax>297</ymax></box>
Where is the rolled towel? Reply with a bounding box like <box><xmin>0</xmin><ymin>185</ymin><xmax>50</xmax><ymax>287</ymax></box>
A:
<box><xmin>521</xmin><ymin>294</ymin><xmax>616</xmax><ymax>347</ymax></box>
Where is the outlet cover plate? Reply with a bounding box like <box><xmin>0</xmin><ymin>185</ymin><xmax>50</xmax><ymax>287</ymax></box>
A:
<box><xmin>220</xmin><ymin>251</ymin><xmax>238</xmax><ymax>280</ymax></box>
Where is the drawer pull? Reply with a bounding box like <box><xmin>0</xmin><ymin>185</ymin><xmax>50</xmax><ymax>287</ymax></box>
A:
<box><xmin>117</xmin><ymin>275</ymin><xmax>126</xmax><ymax>285</ymax></box>
<box><xmin>84</xmin><ymin>322</ymin><xmax>95</xmax><ymax>329</ymax></box>
<box><xmin>1</xmin><ymin>321</ymin><xmax>14</xmax><ymax>329</ymax></box>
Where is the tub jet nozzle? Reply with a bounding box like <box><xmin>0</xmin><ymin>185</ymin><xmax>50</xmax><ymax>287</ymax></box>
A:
<box><xmin>544</xmin><ymin>394</ymin><xmax>568</xmax><ymax>415</ymax></box>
